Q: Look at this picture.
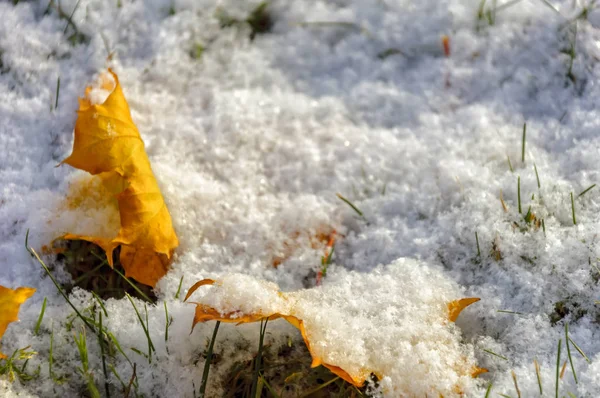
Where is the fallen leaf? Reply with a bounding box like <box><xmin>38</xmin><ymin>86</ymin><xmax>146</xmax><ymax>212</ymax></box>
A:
<box><xmin>0</xmin><ymin>286</ymin><xmax>36</xmax><ymax>358</ymax></box>
<box><xmin>185</xmin><ymin>277</ymin><xmax>481</xmax><ymax>388</ymax></box>
<box><xmin>60</xmin><ymin>69</ymin><xmax>179</xmax><ymax>287</ymax></box>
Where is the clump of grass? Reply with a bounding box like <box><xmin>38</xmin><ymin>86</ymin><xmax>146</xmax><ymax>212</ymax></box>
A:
<box><xmin>549</xmin><ymin>300</ymin><xmax>587</xmax><ymax>325</ymax></box>
<box><xmin>125</xmin><ymin>294</ymin><xmax>155</xmax><ymax>363</ymax></box>
<box><xmin>74</xmin><ymin>328</ymin><xmax>101</xmax><ymax>398</ymax></box>
<box><xmin>27</xmin><ymin>232</ymin><xmax>141</xmax><ymax>395</ymax></box>
<box><xmin>190</xmin><ymin>43</ymin><xmax>205</xmax><ymax>60</ymax></box>
<box><xmin>0</xmin><ymin>346</ymin><xmax>39</xmax><ymax>383</ymax></box>
<box><xmin>222</xmin><ymin>332</ymin><xmax>366</xmax><ymax>397</ymax></box>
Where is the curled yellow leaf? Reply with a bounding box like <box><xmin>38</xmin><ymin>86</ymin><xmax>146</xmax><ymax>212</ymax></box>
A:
<box><xmin>0</xmin><ymin>286</ymin><xmax>36</xmax><ymax>359</ymax></box>
<box><xmin>60</xmin><ymin>69</ymin><xmax>179</xmax><ymax>287</ymax></box>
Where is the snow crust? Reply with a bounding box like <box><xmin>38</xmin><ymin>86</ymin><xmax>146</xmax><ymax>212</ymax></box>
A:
<box><xmin>2</xmin><ymin>0</ymin><xmax>600</xmax><ymax>396</ymax></box>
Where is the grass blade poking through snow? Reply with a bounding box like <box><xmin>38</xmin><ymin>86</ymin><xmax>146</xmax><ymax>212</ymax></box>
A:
<box><xmin>556</xmin><ymin>339</ymin><xmax>562</xmax><ymax>398</ymax></box>
<box><xmin>199</xmin><ymin>321</ymin><xmax>221</xmax><ymax>398</ymax></box>
<box><xmin>34</xmin><ymin>297</ymin><xmax>47</xmax><ymax>336</ymax></box>
<box><xmin>475</xmin><ymin>231</ymin><xmax>481</xmax><ymax>257</ymax></box>
<box><xmin>251</xmin><ymin>319</ymin><xmax>269</xmax><ymax>398</ymax></box>
<box><xmin>49</xmin><ymin>322</ymin><xmax>54</xmax><ymax>380</ymax></box>
<box><xmin>91</xmin><ymin>291</ymin><xmax>108</xmax><ymax>317</ymax></box>
<box><xmin>336</xmin><ymin>193</ymin><xmax>364</xmax><ymax>218</ymax></box>
<box><xmin>568</xmin><ymin>336</ymin><xmax>591</xmax><ymax>363</ymax></box>
<box><xmin>534</xmin><ymin>358</ymin><xmax>543</xmax><ymax>395</ymax></box>
<box><xmin>521</xmin><ymin>123</ymin><xmax>526</xmax><ymax>163</ymax></box>
<box><xmin>63</xmin><ymin>0</ymin><xmax>82</xmax><ymax>34</ymax></box>
<box><xmin>483</xmin><ymin>348</ymin><xmax>508</xmax><ymax>361</ymax></box>
<box><xmin>565</xmin><ymin>323</ymin><xmax>578</xmax><ymax>384</ymax></box>
<box><xmin>54</xmin><ymin>77</ymin><xmax>60</xmax><ymax>110</ymax></box>
<box><xmin>74</xmin><ymin>327</ymin><xmax>101</xmax><ymax>398</ymax></box>
<box><xmin>98</xmin><ymin>311</ymin><xmax>111</xmax><ymax>398</ymax></box>
<box><xmin>125</xmin><ymin>293</ymin><xmax>155</xmax><ymax>363</ymax></box>
<box><xmin>164</xmin><ymin>301</ymin><xmax>170</xmax><ymax>345</ymax></box>
<box><xmin>511</xmin><ymin>370</ymin><xmax>521</xmax><ymax>398</ymax></box>
<box><xmin>484</xmin><ymin>382</ymin><xmax>493</xmax><ymax>398</ymax></box>
<box><xmin>175</xmin><ymin>276</ymin><xmax>184</xmax><ymax>300</ymax></box>
<box><xmin>507</xmin><ymin>155</ymin><xmax>514</xmax><ymax>172</ymax></box>
<box><xmin>578</xmin><ymin>184</ymin><xmax>596</xmax><ymax>197</ymax></box>
<box><xmin>534</xmin><ymin>163</ymin><xmax>541</xmax><ymax>189</ymax></box>
<box><xmin>570</xmin><ymin>192</ymin><xmax>577</xmax><ymax>225</ymax></box>
<box><xmin>518</xmin><ymin>176</ymin><xmax>522</xmax><ymax>214</ymax></box>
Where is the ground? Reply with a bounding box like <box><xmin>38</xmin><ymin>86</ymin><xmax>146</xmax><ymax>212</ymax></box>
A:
<box><xmin>2</xmin><ymin>0</ymin><xmax>600</xmax><ymax>396</ymax></box>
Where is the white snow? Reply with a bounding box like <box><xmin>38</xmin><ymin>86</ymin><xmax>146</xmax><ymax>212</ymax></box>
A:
<box><xmin>2</xmin><ymin>0</ymin><xmax>600</xmax><ymax>396</ymax></box>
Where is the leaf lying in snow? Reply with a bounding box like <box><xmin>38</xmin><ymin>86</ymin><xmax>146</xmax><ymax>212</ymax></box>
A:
<box><xmin>60</xmin><ymin>69</ymin><xmax>179</xmax><ymax>287</ymax></box>
<box><xmin>0</xmin><ymin>286</ymin><xmax>36</xmax><ymax>359</ymax></box>
<box><xmin>184</xmin><ymin>262</ymin><xmax>484</xmax><ymax>394</ymax></box>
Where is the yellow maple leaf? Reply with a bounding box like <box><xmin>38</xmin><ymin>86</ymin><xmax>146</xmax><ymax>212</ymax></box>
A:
<box><xmin>61</xmin><ymin>69</ymin><xmax>179</xmax><ymax>287</ymax></box>
<box><xmin>184</xmin><ymin>279</ymin><xmax>482</xmax><ymax>388</ymax></box>
<box><xmin>0</xmin><ymin>286</ymin><xmax>36</xmax><ymax>359</ymax></box>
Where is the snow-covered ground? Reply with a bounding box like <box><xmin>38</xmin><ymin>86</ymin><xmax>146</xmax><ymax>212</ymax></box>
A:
<box><xmin>3</xmin><ymin>0</ymin><xmax>600</xmax><ymax>396</ymax></box>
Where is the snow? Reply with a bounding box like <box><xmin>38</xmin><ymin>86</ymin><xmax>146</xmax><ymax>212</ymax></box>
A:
<box><xmin>2</xmin><ymin>0</ymin><xmax>600</xmax><ymax>396</ymax></box>
<box><xmin>188</xmin><ymin>264</ymin><xmax>480</xmax><ymax>396</ymax></box>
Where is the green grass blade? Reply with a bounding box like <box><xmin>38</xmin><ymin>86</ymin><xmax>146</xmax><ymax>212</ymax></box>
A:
<box><xmin>565</xmin><ymin>323</ymin><xmax>578</xmax><ymax>384</ymax></box>
<box><xmin>521</xmin><ymin>123</ymin><xmax>527</xmax><ymax>163</ymax></box>
<box><xmin>199</xmin><ymin>321</ymin><xmax>221</xmax><ymax>398</ymax></box>
<box><xmin>518</xmin><ymin>176</ymin><xmax>522</xmax><ymax>214</ymax></box>
<box><xmin>578</xmin><ymin>184</ymin><xmax>596</xmax><ymax>197</ymax></box>
<box><xmin>483</xmin><ymin>348</ymin><xmax>508</xmax><ymax>360</ymax></box>
<box><xmin>34</xmin><ymin>297</ymin><xmax>47</xmax><ymax>336</ymax></box>
<box><xmin>251</xmin><ymin>319</ymin><xmax>269</xmax><ymax>398</ymax></box>
<box><xmin>336</xmin><ymin>193</ymin><xmax>364</xmax><ymax>217</ymax></box>
<box><xmin>98</xmin><ymin>311</ymin><xmax>111</xmax><ymax>397</ymax></box>
<box><xmin>571</xmin><ymin>192</ymin><xmax>577</xmax><ymax>225</ymax></box>
<box><xmin>556</xmin><ymin>339</ymin><xmax>562</xmax><ymax>398</ymax></box>
<box><xmin>175</xmin><ymin>276</ymin><xmax>184</xmax><ymax>300</ymax></box>
<box><xmin>534</xmin><ymin>163</ymin><xmax>541</xmax><ymax>188</ymax></box>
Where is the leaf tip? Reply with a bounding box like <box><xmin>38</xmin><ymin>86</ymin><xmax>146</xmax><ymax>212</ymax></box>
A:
<box><xmin>447</xmin><ymin>297</ymin><xmax>480</xmax><ymax>322</ymax></box>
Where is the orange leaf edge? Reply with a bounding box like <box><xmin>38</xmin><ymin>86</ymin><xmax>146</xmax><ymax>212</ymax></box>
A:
<box><xmin>184</xmin><ymin>279</ymin><xmax>216</xmax><ymax>302</ymax></box>
<box><xmin>447</xmin><ymin>297</ymin><xmax>480</xmax><ymax>322</ymax></box>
